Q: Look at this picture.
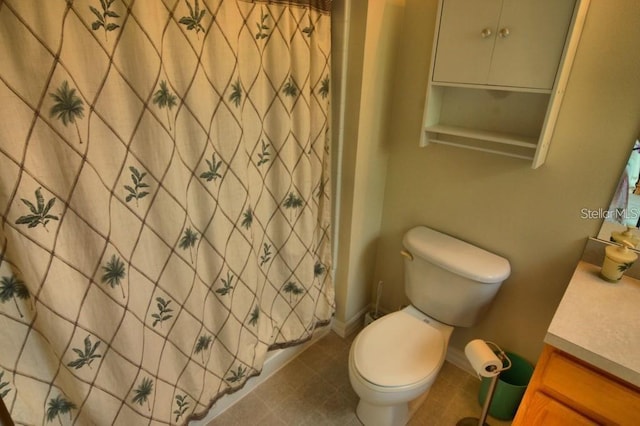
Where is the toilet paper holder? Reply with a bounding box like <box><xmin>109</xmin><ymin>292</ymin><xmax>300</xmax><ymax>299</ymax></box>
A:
<box><xmin>476</xmin><ymin>341</ymin><xmax>511</xmax><ymax>376</ymax></box>
<box><xmin>457</xmin><ymin>341</ymin><xmax>512</xmax><ymax>426</ymax></box>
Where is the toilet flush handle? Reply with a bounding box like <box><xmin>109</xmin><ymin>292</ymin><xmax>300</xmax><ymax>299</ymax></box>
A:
<box><xmin>400</xmin><ymin>250</ymin><xmax>414</xmax><ymax>261</ymax></box>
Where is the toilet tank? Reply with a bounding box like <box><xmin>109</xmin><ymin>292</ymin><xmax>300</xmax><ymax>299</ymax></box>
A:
<box><xmin>402</xmin><ymin>226</ymin><xmax>510</xmax><ymax>327</ymax></box>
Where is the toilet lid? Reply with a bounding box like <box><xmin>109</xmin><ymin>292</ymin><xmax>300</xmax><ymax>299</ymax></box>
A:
<box><xmin>353</xmin><ymin>311</ymin><xmax>445</xmax><ymax>387</ymax></box>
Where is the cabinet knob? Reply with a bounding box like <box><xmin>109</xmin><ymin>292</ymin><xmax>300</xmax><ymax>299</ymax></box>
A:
<box><xmin>480</xmin><ymin>28</ymin><xmax>493</xmax><ymax>38</ymax></box>
<box><xmin>499</xmin><ymin>27</ymin><xmax>511</xmax><ymax>38</ymax></box>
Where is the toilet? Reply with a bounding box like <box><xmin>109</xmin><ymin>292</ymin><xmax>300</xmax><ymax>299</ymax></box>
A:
<box><xmin>348</xmin><ymin>226</ymin><xmax>511</xmax><ymax>426</ymax></box>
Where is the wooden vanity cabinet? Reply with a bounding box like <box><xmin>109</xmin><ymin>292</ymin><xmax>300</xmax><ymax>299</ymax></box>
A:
<box><xmin>421</xmin><ymin>0</ymin><xmax>590</xmax><ymax>168</ymax></box>
<box><xmin>513</xmin><ymin>345</ymin><xmax>640</xmax><ymax>425</ymax></box>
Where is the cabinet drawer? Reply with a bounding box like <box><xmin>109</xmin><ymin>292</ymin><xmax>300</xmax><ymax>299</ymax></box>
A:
<box><xmin>541</xmin><ymin>351</ymin><xmax>640</xmax><ymax>424</ymax></box>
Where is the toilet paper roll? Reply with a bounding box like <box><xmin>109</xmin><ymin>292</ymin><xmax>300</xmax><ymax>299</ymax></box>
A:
<box><xmin>464</xmin><ymin>339</ymin><xmax>502</xmax><ymax>378</ymax></box>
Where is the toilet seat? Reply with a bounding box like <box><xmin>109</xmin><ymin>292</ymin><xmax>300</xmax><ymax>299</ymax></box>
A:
<box><xmin>353</xmin><ymin>311</ymin><xmax>445</xmax><ymax>388</ymax></box>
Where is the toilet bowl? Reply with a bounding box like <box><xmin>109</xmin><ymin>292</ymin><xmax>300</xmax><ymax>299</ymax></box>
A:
<box><xmin>348</xmin><ymin>306</ymin><xmax>453</xmax><ymax>426</ymax></box>
<box><xmin>347</xmin><ymin>226</ymin><xmax>511</xmax><ymax>426</ymax></box>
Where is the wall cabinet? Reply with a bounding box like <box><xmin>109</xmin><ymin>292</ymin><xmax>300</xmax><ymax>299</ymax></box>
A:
<box><xmin>513</xmin><ymin>345</ymin><xmax>640</xmax><ymax>425</ymax></box>
<box><xmin>421</xmin><ymin>0</ymin><xmax>590</xmax><ymax>168</ymax></box>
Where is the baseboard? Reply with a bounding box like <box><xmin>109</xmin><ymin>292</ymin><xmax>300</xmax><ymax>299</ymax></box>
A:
<box><xmin>331</xmin><ymin>305</ymin><xmax>371</xmax><ymax>338</ymax></box>
<box><xmin>445</xmin><ymin>345</ymin><xmax>476</xmax><ymax>377</ymax></box>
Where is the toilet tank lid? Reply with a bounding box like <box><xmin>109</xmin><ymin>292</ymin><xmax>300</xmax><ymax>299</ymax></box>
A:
<box><xmin>403</xmin><ymin>226</ymin><xmax>511</xmax><ymax>283</ymax></box>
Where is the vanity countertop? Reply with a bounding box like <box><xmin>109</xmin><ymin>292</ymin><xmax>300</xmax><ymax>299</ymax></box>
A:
<box><xmin>546</xmin><ymin>260</ymin><xmax>640</xmax><ymax>388</ymax></box>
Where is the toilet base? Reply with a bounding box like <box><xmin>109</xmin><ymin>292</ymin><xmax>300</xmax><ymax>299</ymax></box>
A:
<box><xmin>356</xmin><ymin>399</ymin><xmax>408</xmax><ymax>426</ymax></box>
<box><xmin>355</xmin><ymin>389</ymin><xmax>430</xmax><ymax>426</ymax></box>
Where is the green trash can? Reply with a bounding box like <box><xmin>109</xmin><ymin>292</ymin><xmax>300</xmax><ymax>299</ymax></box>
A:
<box><xmin>478</xmin><ymin>352</ymin><xmax>534</xmax><ymax>420</ymax></box>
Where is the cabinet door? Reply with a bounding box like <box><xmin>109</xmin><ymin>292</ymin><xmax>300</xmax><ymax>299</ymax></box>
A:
<box><xmin>432</xmin><ymin>0</ymin><xmax>502</xmax><ymax>85</ymax></box>
<box><xmin>488</xmin><ymin>0</ymin><xmax>576</xmax><ymax>89</ymax></box>
<box><xmin>522</xmin><ymin>392</ymin><xmax>597</xmax><ymax>426</ymax></box>
<box><xmin>541</xmin><ymin>349</ymin><xmax>640</xmax><ymax>424</ymax></box>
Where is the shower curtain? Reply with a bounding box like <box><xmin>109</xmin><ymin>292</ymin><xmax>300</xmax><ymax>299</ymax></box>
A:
<box><xmin>0</xmin><ymin>0</ymin><xmax>333</xmax><ymax>424</ymax></box>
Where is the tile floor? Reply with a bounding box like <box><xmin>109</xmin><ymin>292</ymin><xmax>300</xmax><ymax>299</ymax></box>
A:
<box><xmin>208</xmin><ymin>330</ymin><xmax>513</xmax><ymax>426</ymax></box>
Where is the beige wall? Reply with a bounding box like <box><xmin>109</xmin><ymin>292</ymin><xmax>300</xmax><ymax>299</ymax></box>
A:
<box><xmin>332</xmin><ymin>0</ymin><xmax>640</xmax><ymax>363</ymax></box>
<box><xmin>332</xmin><ymin>0</ymin><xmax>405</xmax><ymax>330</ymax></box>
<box><xmin>368</xmin><ymin>0</ymin><xmax>640</xmax><ymax>362</ymax></box>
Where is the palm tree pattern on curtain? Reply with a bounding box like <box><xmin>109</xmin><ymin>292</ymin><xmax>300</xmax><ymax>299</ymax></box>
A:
<box><xmin>0</xmin><ymin>0</ymin><xmax>332</xmax><ymax>424</ymax></box>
